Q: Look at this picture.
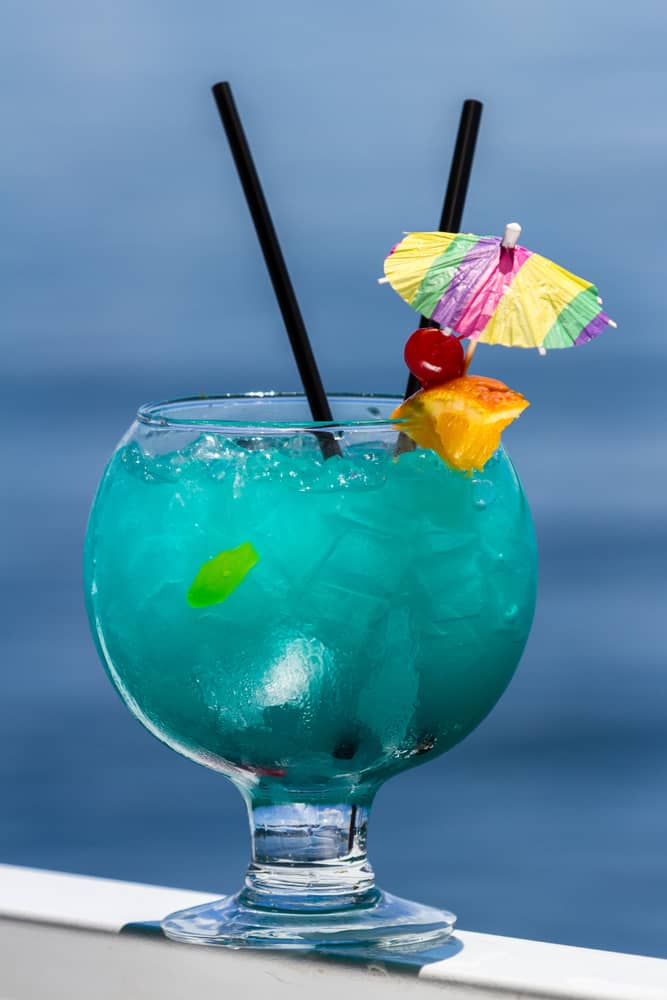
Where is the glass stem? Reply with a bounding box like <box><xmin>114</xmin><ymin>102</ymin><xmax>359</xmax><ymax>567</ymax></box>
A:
<box><xmin>240</xmin><ymin>800</ymin><xmax>379</xmax><ymax>912</ymax></box>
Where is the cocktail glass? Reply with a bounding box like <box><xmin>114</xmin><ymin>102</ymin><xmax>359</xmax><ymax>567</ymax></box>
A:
<box><xmin>84</xmin><ymin>393</ymin><xmax>536</xmax><ymax>950</ymax></box>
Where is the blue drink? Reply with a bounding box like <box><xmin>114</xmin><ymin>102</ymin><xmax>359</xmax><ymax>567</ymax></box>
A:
<box><xmin>84</xmin><ymin>394</ymin><xmax>536</xmax><ymax>948</ymax></box>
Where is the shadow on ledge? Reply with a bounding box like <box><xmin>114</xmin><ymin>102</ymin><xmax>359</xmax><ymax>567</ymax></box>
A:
<box><xmin>120</xmin><ymin>919</ymin><xmax>464</xmax><ymax>974</ymax></box>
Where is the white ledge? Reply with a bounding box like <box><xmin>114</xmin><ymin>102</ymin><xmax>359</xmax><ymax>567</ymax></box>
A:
<box><xmin>0</xmin><ymin>864</ymin><xmax>666</xmax><ymax>1000</ymax></box>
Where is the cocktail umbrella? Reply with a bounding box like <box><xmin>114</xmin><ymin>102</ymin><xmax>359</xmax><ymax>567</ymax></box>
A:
<box><xmin>383</xmin><ymin>223</ymin><xmax>616</xmax><ymax>353</ymax></box>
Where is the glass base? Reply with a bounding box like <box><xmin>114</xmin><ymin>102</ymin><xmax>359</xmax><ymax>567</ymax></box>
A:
<box><xmin>161</xmin><ymin>889</ymin><xmax>456</xmax><ymax>952</ymax></box>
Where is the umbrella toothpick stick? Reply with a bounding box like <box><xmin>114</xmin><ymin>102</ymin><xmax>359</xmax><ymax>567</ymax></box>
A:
<box><xmin>463</xmin><ymin>338</ymin><xmax>477</xmax><ymax>374</ymax></box>
<box><xmin>465</xmin><ymin>222</ymin><xmax>521</xmax><ymax>372</ymax></box>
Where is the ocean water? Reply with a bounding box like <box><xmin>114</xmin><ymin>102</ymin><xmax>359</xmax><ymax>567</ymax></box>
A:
<box><xmin>2</xmin><ymin>363</ymin><xmax>666</xmax><ymax>960</ymax></box>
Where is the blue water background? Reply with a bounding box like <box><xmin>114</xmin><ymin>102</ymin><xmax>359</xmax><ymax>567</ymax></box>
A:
<box><xmin>2</xmin><ymin>0</ymin><xmax>666</xmax><ymax>959</ymax></box>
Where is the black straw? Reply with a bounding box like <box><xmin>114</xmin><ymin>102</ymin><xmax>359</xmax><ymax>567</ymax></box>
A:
<box><xmin>403</xmin><ymin>99</ymin><xmax>483</xmax><ymax>399</ymax></box>
<box><xmin>212</xmin><ymin>82</ymin><xmax>341</xmax><ymax>459</ymax></box>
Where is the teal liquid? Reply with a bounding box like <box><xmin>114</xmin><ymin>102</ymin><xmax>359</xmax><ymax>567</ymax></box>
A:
<box><xmin>85</xmin><ymin>433</ymin><xmax>536</xmax><ymax>803</ymax></box>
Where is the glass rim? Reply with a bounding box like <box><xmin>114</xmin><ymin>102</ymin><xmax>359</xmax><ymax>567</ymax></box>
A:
<box><xmin>137</xmin><ymin>393</ymin><xmax>406</xmax><ymax>431</ymax></box>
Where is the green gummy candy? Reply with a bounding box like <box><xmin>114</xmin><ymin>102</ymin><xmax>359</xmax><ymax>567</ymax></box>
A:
<box><xmin>187</xmin><ymin>541</ymin><xmax>259</xmax><ymax>608</ymax></box>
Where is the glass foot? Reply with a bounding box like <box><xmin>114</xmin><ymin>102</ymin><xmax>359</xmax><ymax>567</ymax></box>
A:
<box><xmin>161</xmin><ymin>889</ymin><xmax>456</xmax><ymax>951</ymax></box>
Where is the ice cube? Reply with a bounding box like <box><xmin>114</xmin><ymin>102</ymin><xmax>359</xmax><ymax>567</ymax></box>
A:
<box><xmin>411</xmin><ymin>541</ymin><xmax>485</xmax><ymax>635</ymax></box>
<box><xmin>256</xmin><ymin>636</ymin><xmax>331</xmax><ymax>709</ymax></box>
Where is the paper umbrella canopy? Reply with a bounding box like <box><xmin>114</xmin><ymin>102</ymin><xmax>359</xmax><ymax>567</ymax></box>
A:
<box><xmin>383</xmin><ymin>224</ymin><xmax>616</xmax><ymax>350</ymax></box>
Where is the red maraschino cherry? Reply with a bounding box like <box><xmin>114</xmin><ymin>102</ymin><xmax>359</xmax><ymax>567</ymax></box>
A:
<box><xmin>404</xmin><ymin>328</ymin><xmax>465</xmax><ymax>388</ymax></box>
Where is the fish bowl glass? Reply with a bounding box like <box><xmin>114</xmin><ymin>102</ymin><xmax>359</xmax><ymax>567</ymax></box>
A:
<box><xmin>84</xmin><ymin>394</ymin><xmax>537</xmax><ymax>951</ymax></box>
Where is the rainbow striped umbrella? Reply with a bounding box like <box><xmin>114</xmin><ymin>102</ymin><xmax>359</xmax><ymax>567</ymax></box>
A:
<box><xmin>383</xmin><ymin>224</ymin><xmax>615</xmax><ymax>350</ymax></box>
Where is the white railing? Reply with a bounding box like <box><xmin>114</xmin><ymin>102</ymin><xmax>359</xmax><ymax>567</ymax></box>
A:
<box><xmin>0</xmin><ymin>864</ymin><xmax>665</xmax><ymax>1000</ymax></box>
